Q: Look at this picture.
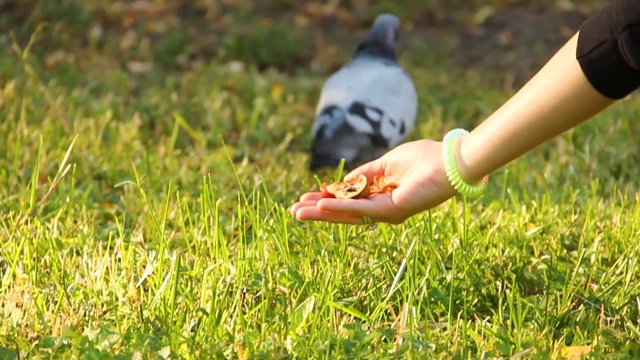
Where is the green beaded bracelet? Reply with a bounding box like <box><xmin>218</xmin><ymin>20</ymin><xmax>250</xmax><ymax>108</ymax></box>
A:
<box><xmin>442</xmin><ymin>128</ymin><xmax>489</xmax><ymax>197</ymax></box>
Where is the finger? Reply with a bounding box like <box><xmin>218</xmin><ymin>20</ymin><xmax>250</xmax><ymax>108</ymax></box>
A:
<box><xmin>290</xmin><ymin>192</ymin><xmax>333</xmax><ymax>216</ymax></box>
<box><xmin>289</xmin><ymin>198</ymin><xmax>322</xmax><ymax>216</ymax></box>
<box><xmin>316</xmin><ymin>194</ymin><xmax>395</xmax><ymax>217</ymax></box>
<box><xmin>343</xmin><ymin>158</ymin><xmax>385</xmax><ymax>183</ymax></box>
<box><xmin>299</xmin><ymin>192</ymin><xmax>325</xmax><ymax>202</ymax></box>
<box><xmin>294</xmin><ymin>206</ymin><xmax>364</xmax><ymax>224</ymax></box>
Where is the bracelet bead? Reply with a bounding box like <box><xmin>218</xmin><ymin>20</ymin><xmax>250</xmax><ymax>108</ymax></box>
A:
<box><xmin>441</xmin><ymin>128</ymin><xmax>489</xmax><ymax>197</ymax></box>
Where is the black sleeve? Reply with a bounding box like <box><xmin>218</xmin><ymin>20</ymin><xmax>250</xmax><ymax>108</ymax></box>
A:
<box><xmin>577</xmin><ymin>0</ymin><xmax>640</xmax><ymax>99</ymax></box>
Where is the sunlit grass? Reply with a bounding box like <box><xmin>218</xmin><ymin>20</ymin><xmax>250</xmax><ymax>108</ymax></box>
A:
<box><xmin>1</xmin><ymin>25</ymin><xmax>640</xmax><ymax>359</ymax></box>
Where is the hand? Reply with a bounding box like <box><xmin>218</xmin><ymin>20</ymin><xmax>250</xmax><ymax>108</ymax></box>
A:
<box><xmin>290</xmin><ymin>140</ymin><xmax>458</xmax><ymax>224</ymax></box>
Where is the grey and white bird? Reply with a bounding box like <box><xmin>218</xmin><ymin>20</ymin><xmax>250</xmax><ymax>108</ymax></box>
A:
<box><xmin>309</xmin><ymin>13</ymin><xmax>418</xmax><ymax>170</ymax></box>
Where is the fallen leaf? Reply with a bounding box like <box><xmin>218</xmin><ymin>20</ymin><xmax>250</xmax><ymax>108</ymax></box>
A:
<box><xmin>560</xmin><ymin>345</ymin><xmax>592</xmax><ymax>359</ymax></box>
<box><xmin>319</xmin><ymin>183</ymin><xmax>336</xmax><ymax>198</ymax></box>
<box><xmin>127</xmin><ymin>61</ymin><xmax>154</xmax><ymax>74</ymax></box>
<box><xmin>369</xmin><ymin>175</ymin><xmax>398</xmax><ymax>195</ymax></box>
<box><xmin>323</xmin><ymin>174</ymin><xmax>369</xmax><ymax>199</ymax></box>
<box><xmin>319</xmin><ymin>175</ymin><xmax>397</xmax><ymax>199</ymax></box>
<box><xmin>336</xmin><ymin>8</ymin><xmax>355</xmax><ymax>25</ymax></box>
<box><xmin>271</xmin><ymin>83</ymin><xmax>284</xmax><ymax>101</ymax></box>
<box><xmin>294</xmin><ymin>14</ymin><xmax>312</xmax><ymax>28</ymax></box>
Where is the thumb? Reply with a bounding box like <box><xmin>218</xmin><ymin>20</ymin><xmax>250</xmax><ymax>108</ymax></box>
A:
<box><xmin>344</xmin><ymin>158</ymin><xmax>385</xmax><ymax>184</ymax></box>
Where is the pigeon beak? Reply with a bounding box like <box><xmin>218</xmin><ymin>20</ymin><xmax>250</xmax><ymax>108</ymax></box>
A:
<box><xmin>385</xmin><ymin>28</ymin><xmax>397</xmax><ymax>48</ymax></box>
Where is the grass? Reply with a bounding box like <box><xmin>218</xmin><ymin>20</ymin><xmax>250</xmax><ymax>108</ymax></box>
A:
<box><xmin>2</xmin><ymin>15</ymin><xmax>640</xmax><ymax>359</ymax></box>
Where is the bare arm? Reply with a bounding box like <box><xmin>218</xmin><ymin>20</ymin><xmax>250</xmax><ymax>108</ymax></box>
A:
<box><xmin>457</xmin><ymin>33</ymin><xmax>615</xmax><ymax>183</ymax></box>
<box><xmin>291</xmin><ymin>0</ymin><xmax>640</xmax><ymax>225</ymax></box>
<box><xmin>459</xmin><ymin>0</ymin><xmax>640</xmax><ymax>183</ymax></box>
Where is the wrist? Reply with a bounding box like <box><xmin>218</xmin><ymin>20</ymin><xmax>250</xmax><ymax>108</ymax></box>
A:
<box><xmin>441</xmin><ymin>129</ymin><xmax>488</xmax><ymax>197</ymax></box>
<box><xmin>455</xmin><ymin>135</ymin><xmax>486</xmax><ymax>184</ymax></box>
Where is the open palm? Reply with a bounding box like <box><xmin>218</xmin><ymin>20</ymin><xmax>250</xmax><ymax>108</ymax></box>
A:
<box><xmin>290</xmin><ymin>140</ymin><xmax>458</xmax><ymax>224</ymax></box>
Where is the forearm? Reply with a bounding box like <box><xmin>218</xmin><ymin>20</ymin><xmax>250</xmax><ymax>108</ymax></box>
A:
<box><xmin>456</xmin><ymin>0</ymin><xmax>640</xmax><ymax>184</ymax></box>
<box><xmin>457</xmin><ymin>33</ymin><xmax>614</xmax><ymax>183</ymax></box>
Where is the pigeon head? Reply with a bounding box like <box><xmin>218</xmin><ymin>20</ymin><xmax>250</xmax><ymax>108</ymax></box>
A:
<box><xmin>354</xmin><ymin>14</ymin><xmax>400</xmax><ymax>61</ymax></box>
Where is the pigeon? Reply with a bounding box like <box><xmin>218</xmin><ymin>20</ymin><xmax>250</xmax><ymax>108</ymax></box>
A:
<box><xmin>309</xmin><ymin>13</ymin><xmax>418</xmax><ymax>170</ymax></box>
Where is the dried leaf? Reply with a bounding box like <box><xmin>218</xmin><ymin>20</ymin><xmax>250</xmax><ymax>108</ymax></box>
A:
<box><xmin>324</xmin><ymin>174</ymin><xmax>369</xmax><ymax>199</ymax></box>
<box><xmin>319</xmin><ymin>175</ymin><xmax>397</xmax><ymax>199</ymax></box>
<box><xmin>127</xmin><ymin>61</ymin><xmax>154</xmax><ymax>74</ymax></box>
<box><xmin>319</xmin><ymin>183</ymin><xmax>336</xmax><ymax>198</ymax></box>
<box><xmin>369</xmin><ymin>175</ymin><xmax>398</xmax><ymax>195</ymax></box>
<box><xmin>560</xmin><ymin>345</ymin><xmax>592</xmax><ymax>359</ymax></box>
<box><xmin>336</xmin><ymin>8</ymin><xmax>355</xmax><ymax>25</ymax></box>
<box><xmin>271</xmin><ymin>83</ymin><xmax>284</xmax><ymax>101</ymax></box>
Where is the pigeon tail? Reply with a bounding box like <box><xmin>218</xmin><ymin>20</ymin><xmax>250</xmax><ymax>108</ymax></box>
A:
<box><xmin>309</xmin><ymin>151</ymin><xmax>349</xmax><ymax>171</ymax></box>
<box><xmin>309</xmin><ymin>136</ymin><xmax>366</xmax><ymax>170</ymax></box>
<box><xmin>310</xmin><ymin>107</ymin><xmax>373</xmax><ymax>170</ymax></box>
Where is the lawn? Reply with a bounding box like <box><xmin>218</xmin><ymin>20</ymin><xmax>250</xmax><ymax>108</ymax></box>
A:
<box><xmin>2</xmin><ymin>1</ymin><xmax>640</xmax><ymax>359</ymax></box>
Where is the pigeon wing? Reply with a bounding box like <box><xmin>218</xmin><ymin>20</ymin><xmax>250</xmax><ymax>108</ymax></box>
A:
<box><xmin>313</xmin><ymin>59</ymin><xmax>417</xmax><ymax>149</ymax></box>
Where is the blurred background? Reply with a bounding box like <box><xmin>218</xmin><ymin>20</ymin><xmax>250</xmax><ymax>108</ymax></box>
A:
<box><xmin>0</xmin><ymin>0</ymin><xmax>609</xmax><ymax>85</ymax></box>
